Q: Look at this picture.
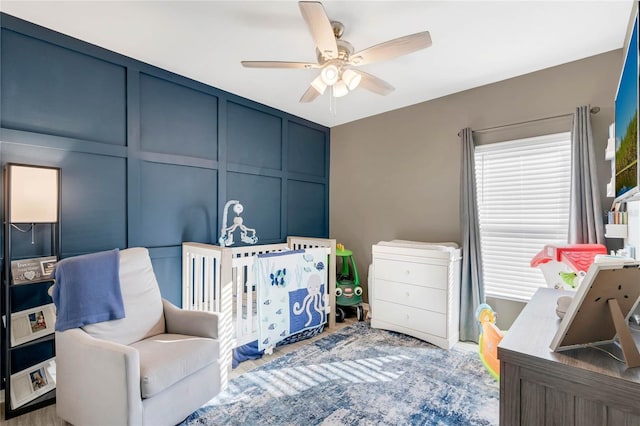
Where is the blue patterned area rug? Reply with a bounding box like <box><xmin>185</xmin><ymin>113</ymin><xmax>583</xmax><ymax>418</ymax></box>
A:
<box><xmin>182</xmin><ymin>322</ymin><xmax>499</xmax><ymax>425</ymax></box>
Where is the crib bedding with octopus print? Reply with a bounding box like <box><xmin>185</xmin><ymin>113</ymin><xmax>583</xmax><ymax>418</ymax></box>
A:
<box><xmin>254</xmin><ymin>248</ymin><xmax>328</xmax><ymax>352</ymax></box>
<box><xmin>182</xmin><ymin>237</ymin><xmax>336</xmax><ymax>376</ymax></box>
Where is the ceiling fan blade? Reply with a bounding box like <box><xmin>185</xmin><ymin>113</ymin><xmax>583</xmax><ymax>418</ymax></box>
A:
<box><xmin>299</xmin><ymin>85</ymin><xmax>322</xmax><ymax>103</ymax></box>
<box><xmin>350</xmin><ymin>31</ymin><xmax>432</xmax><ymax>66</ymax></box>
<box><xmin>241</xmin><ymin>61</ymin><xmax>319</xmax><ymax>69</ymax></box>
<box><xmin>356</xmin><ymin>71</ymin><xmax>395</xmax><ymax>96</ymax></box>
<box><xmin>299</xmin><ymin>1</ymin><xmax>338</xmax><ymax>59</ymax></box>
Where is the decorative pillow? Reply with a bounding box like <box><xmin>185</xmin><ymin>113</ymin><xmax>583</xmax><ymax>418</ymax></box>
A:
<box><xmin>83</xmin><ymin>247</ymin><xmax>165</xmax><ymax>345</ymax></box>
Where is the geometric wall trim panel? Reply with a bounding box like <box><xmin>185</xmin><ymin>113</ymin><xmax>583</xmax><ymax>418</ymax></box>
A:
<box><xmin>140</xmin><ymin>73</ymin><xmax>218</xmax><ymax>160</ymax></box>
<box><xmin>227</xmin><ymin>172</ymin><xmax>281</xmax><ymax>242</ymax></box>
<box><xmin>288</xmin><ymin>122</ymin><xmax>326</xmax><ymax>177</ymax></box>
<box><xmin>1</xmin><ymin>29</ymin><xmax>126</xmax><ymax>146</ymax></box>
<box><xmin>139</xmin><ymin>161</ymin><xmax>218</xmax><ymax>247</ymax></box>
<box><xmin>287</xmin><ymin>179</ymin><xmax>327</xmax><ymax>237</ymax></box>
<box><xmin>227</xmin><ymin>101</ymin><xmax>282</xmax><ymax>170</ymax></box>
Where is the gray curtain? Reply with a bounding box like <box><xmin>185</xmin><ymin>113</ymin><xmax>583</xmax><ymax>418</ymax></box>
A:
<box><xmin>569</xmin><ymin>106</ymin><xmax>605</xmax><ymax>244</ymax></box>
<box><xmin>459</xmin><ymin>128</ymin><xmax>484</xmax><ymax>343</ymax></box>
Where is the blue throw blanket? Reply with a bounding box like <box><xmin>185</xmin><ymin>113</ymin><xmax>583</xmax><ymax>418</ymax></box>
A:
<box><xmin>52</xmin><ymin>248</ymin><xmax>124</xmax><ymax>331</ymax></box>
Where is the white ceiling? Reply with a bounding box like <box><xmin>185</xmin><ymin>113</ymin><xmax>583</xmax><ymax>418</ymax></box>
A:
<box><xmin>0</xmin><ymin>1</ymin><xmax>634</xmax><ymax>128</ymax></box>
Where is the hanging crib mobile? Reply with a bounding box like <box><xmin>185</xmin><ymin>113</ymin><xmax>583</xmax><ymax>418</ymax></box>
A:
<box><xmin>219</xmin><ymin>200</ymin><xmax>258</xmax><ymax>246</ymax></box>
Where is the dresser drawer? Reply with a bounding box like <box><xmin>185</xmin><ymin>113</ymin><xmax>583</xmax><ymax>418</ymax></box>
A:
<box><xmin>374</xmin><ymin>257</ymin><xmax>447</xmax><ymax>289</ymax></box>
<box><xmin>375</xmin><ymin>279</ymin><xmax>446</xmax><ymax>313</ymax></box>
<box><xmin>373</xmin><ymin>299</ymin><xmax>446</xmax><ymax>338</ymax></box>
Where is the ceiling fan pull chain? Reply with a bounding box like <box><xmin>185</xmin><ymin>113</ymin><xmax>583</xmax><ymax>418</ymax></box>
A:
<box><xmin>329</xmin><ymin>85</ymin><xmax>337</xmax><ymax>116</ymax></box>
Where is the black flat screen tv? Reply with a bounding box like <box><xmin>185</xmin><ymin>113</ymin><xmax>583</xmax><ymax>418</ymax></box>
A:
<box><xmin>614</xmin><ymin>12</ymin><xmax>639</xmax><ymax>199</ymax></box>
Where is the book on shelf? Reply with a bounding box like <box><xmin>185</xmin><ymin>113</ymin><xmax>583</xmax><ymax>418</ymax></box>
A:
<box><xmin>608</xmin><ymin>202</ymin><xmax>628</xmax><ymax>225</ymax></box>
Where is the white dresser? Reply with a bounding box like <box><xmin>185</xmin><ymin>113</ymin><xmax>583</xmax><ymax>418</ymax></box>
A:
<box><xmin>370</xmin><ymin>240</ymin><xmax>462</xmax><ymax>349</ymax></box>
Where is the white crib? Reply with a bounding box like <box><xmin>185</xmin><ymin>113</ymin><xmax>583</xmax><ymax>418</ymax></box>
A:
<box><xmin>182</xmin><ymin>237</ymin><xmax>336</xmax><ymax>383</ymax></box>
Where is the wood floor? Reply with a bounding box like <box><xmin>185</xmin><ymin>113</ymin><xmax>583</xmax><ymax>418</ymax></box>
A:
<box><xmin>0</xmin><ymin>318</ymin><xmax>358</xmax><ymax>426</ymax></box>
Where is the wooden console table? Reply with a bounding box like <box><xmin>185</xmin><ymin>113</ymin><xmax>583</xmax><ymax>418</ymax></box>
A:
<box><xmin>498</xmin><ymin>288</ymin><xmax>640</xmax><ymax>425</ymax></box>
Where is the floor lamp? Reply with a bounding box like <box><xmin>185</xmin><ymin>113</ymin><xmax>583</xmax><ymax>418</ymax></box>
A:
<box><xmin>3</xmin><ymin>163</ymin><xmax>61</xmax><ymax>419</ymax></box>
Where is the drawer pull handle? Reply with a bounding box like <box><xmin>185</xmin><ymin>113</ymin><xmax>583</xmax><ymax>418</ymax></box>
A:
<box><xmin>405</xmin><ymin>270</ymin><xmax>410</xmax><ymax>275</ymax></box>
<box><xmin>406</xmin><ymin>292</ymin><xmax>410</xmax><ymax>297</ymax></box>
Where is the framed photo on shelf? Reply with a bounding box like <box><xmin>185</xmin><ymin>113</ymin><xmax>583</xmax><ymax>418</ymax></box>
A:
<box><xmin>8</xmin><ymin>304</ymin><xmax>56</xmax><ymax>347</ymax></box>
<box><xmin>11</xmin><ymin>256</ymin><xmax>57</xmax><ymax>285</ymax></box>
<box><xmin>10</xmin><ymin>358</ymin><xmax>56</xmax><ymax>409</ymax></box>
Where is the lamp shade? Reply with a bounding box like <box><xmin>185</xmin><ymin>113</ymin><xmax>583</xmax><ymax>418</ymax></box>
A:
<box><xmin>333</xmin><ymin>80</ymin><xmax>349</xmax><ymax>98</ymax></box>
<box><xmin>342</xmin><ymin>69</ymin><xmax>362</xmax><ymax>91</ymax></box>
<box><xmin>9</xmin><ymin>164</ymin><xmax>59</xmax><ymax>223</ymax></box>
<box><xmin>320</xmin><ymin>64</ymin><xmax>339</xmax><ymax>86</ymax></box>
<box><xmin>310</xmin><ymin>74</ymin><xmax>327</xmax><ymax>95</ymax></box>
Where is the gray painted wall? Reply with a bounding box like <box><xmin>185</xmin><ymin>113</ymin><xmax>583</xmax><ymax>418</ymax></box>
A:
<box><xmin>330</xmin><ymin>50</ymin><xmax>622</xmax><ymax>328</ymax></box>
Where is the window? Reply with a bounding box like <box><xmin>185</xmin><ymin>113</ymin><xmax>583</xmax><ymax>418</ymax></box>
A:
<box><xmin>474</xmin><ymin>132</ymin><xmax>572</xmax><ymax>301</ymax></box>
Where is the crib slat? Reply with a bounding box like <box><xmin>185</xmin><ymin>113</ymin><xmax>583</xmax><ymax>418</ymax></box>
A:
<box><xmin>235</xmin><ymin>266</ymin><xmax>242</xmax><ymax>341</ymax></box>
<box><xmin>245</xmin><ymin>266</ymin><xmax>254</xmax><ymax>339</ymax></box>
<box><xmin>234</xmin><ymin>266</ymin><xmax>243</xmax><ymax>343</ymax></box>
<box><xmin>181</xmin><ymin>251</ymin><xmax>192</xmax><ymax>310</ymax></box>
<box><xmin>212</xmin><ymin>256</ymin><xmax>219</xmax><ymax>312</ymax></box>
<box><xmin>204</xmin><ymin>255</ymin><xmax>210</xmax><ymax>311</ymax></box>
<box><xmin>195</xmin><ymin>255</ymin><xmax>203</xmax><ymax>311</ymax></box>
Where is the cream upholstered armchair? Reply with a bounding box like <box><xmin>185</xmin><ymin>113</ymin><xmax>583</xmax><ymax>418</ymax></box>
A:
<box><xmin>55</xmin><ymin>247</ymin><xmax>222</xmax><ymax>426</ymax></box>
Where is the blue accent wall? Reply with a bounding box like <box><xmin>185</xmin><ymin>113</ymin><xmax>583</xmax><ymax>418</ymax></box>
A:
<box><xmin>1</xmin><ymin>28</ymin><xmax>127</xmax><ymax>145</ymax></box>
<box><xmin>0</xmin><ymin>13</ymin><xmax>330</xmax><ymax>307</ymax></box>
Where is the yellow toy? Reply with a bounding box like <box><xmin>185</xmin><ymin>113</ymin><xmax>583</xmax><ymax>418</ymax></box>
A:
<box><xmin>476</xmin><ymin>304</ymin><xmax>503</xmax><ymax>380</ymax></box>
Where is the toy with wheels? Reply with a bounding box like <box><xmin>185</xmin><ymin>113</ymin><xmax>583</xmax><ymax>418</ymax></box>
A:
<box><xmin>335</xmin><ymin>243</ymin><xmax>364</xmax><ymax>322</ymax></box>
<box><xmin>476</xmin><ymin>303</ymin><xmax>503</xmax><ymax>381</ymax></box>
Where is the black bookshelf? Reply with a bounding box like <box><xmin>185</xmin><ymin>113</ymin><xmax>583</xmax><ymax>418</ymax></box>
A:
<box><xmin>2</xmin><ymin>164</ymin><xmax>61</xmax><ymax>420</ymax></box>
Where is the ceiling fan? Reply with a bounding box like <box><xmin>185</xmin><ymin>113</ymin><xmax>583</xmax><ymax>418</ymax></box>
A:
<box><xmin>241</xmin><ymin>1</ymin><xmax>432</xmax><ymax>104</ymax></box>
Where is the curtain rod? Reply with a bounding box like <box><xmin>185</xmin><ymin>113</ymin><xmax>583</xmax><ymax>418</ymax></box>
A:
<box><xmin>458</xmin><ymin>106</ymin><xmax>600</xmax><ymax>137</ymax></box>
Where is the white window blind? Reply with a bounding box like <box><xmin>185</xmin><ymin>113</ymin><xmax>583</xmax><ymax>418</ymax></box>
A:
<box><xmin>474</xmin><ymin>132</ymin><xmax>571</xmax><ymax>301</ymax></box>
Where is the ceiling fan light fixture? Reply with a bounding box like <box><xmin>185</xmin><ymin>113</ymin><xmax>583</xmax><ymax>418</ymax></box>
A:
<box><xmin>320</xmin><ymin>64</ymin><xmax>339</xmax><ymax>86</ymax></box>
<box><xmin>242</xmin><ymin>1</ymin><xmax>433</xmax><ymax>110</ymax></box>
<box><xmin>333</xmin><ymin>80</ymin><xmax>349</xmax><ymax>98</ymax></box>
<box><xmin>342</xmin><ymin>69</ymin><xmax>362</xmax><ymax>90</ymax></box>
<box><xmin>310</xmin><ymin>75</ymin><xmax>327</xmax><ymax>94</ymax></box>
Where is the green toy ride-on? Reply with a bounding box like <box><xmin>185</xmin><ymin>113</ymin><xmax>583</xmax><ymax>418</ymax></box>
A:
<box><xmin>335</xmin><ymin>244</ymin><xmax>364</xmax><ymax>322</ymax></box>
